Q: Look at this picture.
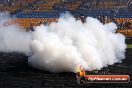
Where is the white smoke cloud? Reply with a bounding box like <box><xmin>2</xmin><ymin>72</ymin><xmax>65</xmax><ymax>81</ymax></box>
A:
<box><xmin>0</xmin><ymin>12</ymin><xmax>127</xmax><ymax>73</ymax></box>
<box><xmin>28</xmin><ymin>14</ymin><xmax>127</xmax><ymax>73</ymax></box>
<box><xmin>0</xmin><ymin>12</ymin><xmax>32</xmax><ymax>53</ymax></box>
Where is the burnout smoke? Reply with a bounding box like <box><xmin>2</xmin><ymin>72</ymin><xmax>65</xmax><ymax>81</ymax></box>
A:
<box><xmin>0</xmin><ymin>12</ymin><xmax>127</xmax><ymax>73</ymax></box>
<box><xmin>28</xmin><ymin>13</ymin><xmax>127</xmax><ymax>72</ymax></box>
<box><xmin>0</xmin><ymin>12</ymin><xmax>32</xmax><ymax>53</ymax></box>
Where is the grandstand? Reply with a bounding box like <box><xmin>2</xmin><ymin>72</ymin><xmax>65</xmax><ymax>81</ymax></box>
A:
<box><xmin>0</xmin><ymin>1</ymin><xmax>132</xmax><ymax>88</ymax></box>
<box><xmin>0</xmin><ymin>0</ymin><xmax>132</xmax><ymax>36</ymax></box>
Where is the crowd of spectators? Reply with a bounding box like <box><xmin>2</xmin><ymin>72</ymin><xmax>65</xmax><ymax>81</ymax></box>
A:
<box><xmin>0</xmin><ymin>0</ymin><xmax>132</xmax><ymax>36</ymax></box>
<box><xmin>0</xmin><ymin>0</ymin><xmax>129</xmax><ymax>13</ymax></box>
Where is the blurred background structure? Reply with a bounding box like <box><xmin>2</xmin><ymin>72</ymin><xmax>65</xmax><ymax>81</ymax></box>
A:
<box><xmin>1</xmin><ymin>0</ymin><xmax>132</xmax><ymax>36</ymax></box>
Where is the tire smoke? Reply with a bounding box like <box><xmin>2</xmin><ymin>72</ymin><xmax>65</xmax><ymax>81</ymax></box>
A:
<box><xmin>0</xmin><ymin>12</ymin><xmax>32</xmax><ymax>53</ymax></box>
<box><xmin>28</xmin><ymin>13</ymin><xmax>126</xmax><ymax>72</ymax></box>
<box><xmin>0</xmin><ymin>12</ymin><xmax>127</xmax><ymax>73</ymax></box>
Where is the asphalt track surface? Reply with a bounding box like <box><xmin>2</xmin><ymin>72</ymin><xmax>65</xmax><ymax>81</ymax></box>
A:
<box><xmin>0</xmin><ymin>39</ymin><xmax>132</xmax><ymax>88</ymax></box>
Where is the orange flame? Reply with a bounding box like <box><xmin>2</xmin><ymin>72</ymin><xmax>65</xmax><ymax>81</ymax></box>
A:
<box><xmin>77</xmin><ymin>65</ymin><xmax>86</xmax><ymax>76</ymax></box>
